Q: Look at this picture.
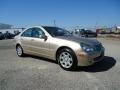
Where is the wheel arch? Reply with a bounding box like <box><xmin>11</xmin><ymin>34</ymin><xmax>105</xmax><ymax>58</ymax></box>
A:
<box><xmin>16</xmin><ymin>43</ymin><xmax>21</xmax><ymax>48</ymax></box>
<box><xmin>56</xmin><ymin>46</ymin><xmax>77</xmax><ymax>62</ymax></box>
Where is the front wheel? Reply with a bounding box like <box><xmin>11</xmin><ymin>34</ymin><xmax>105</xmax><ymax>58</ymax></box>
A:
<box><xmin>16</xmin><ymin>45</ymin><xmax>24</xmax><ymax>57</ymax></box>
<box><xmin>57</xmin><ymin>48</ymin><xmax>77</xmax><ymax>70</ymax></box>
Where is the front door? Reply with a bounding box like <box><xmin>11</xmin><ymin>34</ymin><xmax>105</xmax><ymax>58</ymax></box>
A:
<box><xmin>30</xmin><ymin>27</ymin><xmax>50</xmax><ymax>57</ymax></box>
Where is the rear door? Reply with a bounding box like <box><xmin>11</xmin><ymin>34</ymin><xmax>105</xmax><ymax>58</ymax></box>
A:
<box><xmin>20</xmin><ymin>28</ymin><xmax>33</xmax><ymax>52</ymax></box>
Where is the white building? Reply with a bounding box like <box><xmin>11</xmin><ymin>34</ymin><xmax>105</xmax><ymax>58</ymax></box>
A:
<box><xmin>0</xmin><ymin>28</ymin><xmax>23</xmax><ymax>34</ymax></box>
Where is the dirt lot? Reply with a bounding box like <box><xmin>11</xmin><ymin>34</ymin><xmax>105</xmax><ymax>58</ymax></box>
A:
<box><xmin>0</xmin><ymin>38</ymin><xmax>120</xmax><ymax>90</ymax></box>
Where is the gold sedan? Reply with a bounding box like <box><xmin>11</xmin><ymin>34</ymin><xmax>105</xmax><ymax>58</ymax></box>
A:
<box><xmin>14</xmin><ymin>26</ymin><xmax>104</xmax><ymax>70</ymax></box>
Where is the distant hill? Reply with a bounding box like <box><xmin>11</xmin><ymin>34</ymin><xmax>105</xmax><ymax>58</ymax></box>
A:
<box><xmin>0</xmin><ymin>23</ymin><xmax>12</xmax><ymax>29</ymax></box>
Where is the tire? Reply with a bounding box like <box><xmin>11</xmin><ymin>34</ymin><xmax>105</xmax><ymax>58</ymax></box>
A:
<box><xmin>57</xmin><ymin>48</ymin><xmax>77</xmax><ymax>70</ymax></box>
<box><xmin>85</xmin><ymin>34</ymin><xmax>88</xmax><ymax>37</ymax></box>
<box><xmin>16</xmin><ymin>45</ymin><xmax>24</xmax><ymax>57</ymax></box>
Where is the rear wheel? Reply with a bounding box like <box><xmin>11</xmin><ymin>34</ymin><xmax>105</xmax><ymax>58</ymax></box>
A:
<box><xmin>57</xmin><ymin>48</ymin><xmax>77</xmax><ymax>70</ymax></box>
<box><xmin>16</xmin><ymin>45</ymin><xmax>24</xmax><ymax>57</ymax></box>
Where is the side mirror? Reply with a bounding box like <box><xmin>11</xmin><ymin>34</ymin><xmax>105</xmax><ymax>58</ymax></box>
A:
<box><xmin>43</xmin><ymin>35</ymin><xmax>47</xmax><ymax>41</ymax></box>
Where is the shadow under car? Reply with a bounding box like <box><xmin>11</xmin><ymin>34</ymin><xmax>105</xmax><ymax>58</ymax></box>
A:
<box><xmin>75</xmin><ymin>56</ymin><xmax>116</xmax><ymax>72</ymax></box>
<box><xmin>21</xmin><ymin>55</ymin><xmax>116</xmax><ymax>72</ymax></box>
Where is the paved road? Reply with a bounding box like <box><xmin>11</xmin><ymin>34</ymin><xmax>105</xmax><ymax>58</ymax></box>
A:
<box><xmin>0</xmin><ymin>38</ymin><xmax>120</xmax><ymax>90</ymax></box>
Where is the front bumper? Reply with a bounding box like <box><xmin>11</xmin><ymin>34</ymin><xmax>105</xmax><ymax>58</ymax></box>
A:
<box><xmin>76</xmin><ymin>48</ymin><xmax>104</xmax><ymax>66</ymax></box>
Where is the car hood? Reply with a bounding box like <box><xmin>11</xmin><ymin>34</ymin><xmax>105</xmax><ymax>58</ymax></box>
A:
<box><xmin>55</xmin><ymin>35</ymin><xmax>100</xmax><ymax>45</ymax></box>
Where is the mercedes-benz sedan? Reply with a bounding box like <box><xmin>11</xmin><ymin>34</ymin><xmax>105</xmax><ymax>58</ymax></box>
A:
<box><xmin>14</xmin><ymin>26</ymin><xmax>104</xmax><ymax>70</ymax></box>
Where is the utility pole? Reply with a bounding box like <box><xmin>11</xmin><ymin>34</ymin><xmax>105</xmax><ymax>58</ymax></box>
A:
<box><xmin>95</xmin><ymin>22</ymin><xmax>98</xmax><ymax>29</ymax></box>
<box><xmin>54</xmin><ymin>19</ymin><xmax>56</xmax><ymax>26</ymax></box>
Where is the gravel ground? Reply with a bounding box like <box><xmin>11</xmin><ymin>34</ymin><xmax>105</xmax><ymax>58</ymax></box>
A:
<box><xmin>0</xmin><ymin>38</ymin><xmax>120</xmax><ymax>90</ymax></box>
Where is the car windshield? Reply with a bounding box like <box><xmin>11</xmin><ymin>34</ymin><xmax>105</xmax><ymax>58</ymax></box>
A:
<box><xmin>43</xmin><ymin>26</ymin><xmax>72</xmax><ymax>37</ymax></box>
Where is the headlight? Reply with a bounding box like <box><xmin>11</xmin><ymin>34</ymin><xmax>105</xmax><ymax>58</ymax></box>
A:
<box><xmin>80</xmin><ymin>43</ymin><xmax>94</xmax><ymax>52</ymax></box>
